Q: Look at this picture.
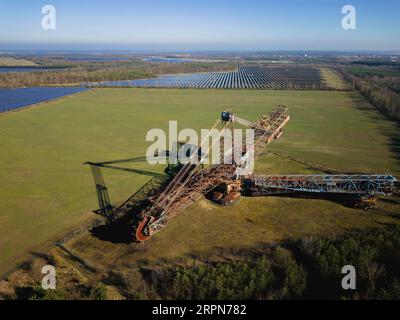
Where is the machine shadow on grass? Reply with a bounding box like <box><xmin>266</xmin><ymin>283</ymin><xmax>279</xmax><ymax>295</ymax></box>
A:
<box><xmin>90</xmin><ymin>215</ymin><xmax>136</xmax><ymax>244</ymax></box>
<box><xmin>253</xmin><ymin>192</ymin><xmax>376</xmax><ymax>210</ymax></box>
<box><xmin>85</xmin><ymin>153</ymin><xmax>174</xmax><ymax>244</ymax></box>
<box><xmin>88</xmin><ymin>190</ymin><xmax>156</xmax><ymax>245</ymax></box>
<box><xmin>86</xmin><ymin>167</ymin><xmax>388</xmax><ymax>245</ymax></box>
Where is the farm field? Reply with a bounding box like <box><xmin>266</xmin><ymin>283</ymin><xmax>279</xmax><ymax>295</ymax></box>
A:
<box><xmin>0</xmin><ymin>88</ymin><xmax>400</xmax><ymax>276</ymax></box>
<box><xmin>0</xmin><ymin>58</ymin><xmax>38</xmax><ymax>67</ymax></box>
<box><xmin>320</xmin><ymin>67</ymin><xmax>347</xmax><ymax>90</ymax></box>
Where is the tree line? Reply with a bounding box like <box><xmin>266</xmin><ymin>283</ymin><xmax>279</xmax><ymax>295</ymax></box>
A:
<box><xmin>7</xmin><ymin>225</ymin><xmax>400</xmax><ymax>300</ymax></box>
<box><xmin>0</xmin><ymin>61</ymin><xmax>236</xmax><ymax>88</ymax></box>
<box><xmin>147</xmin><ymin>225</ymin><xmax>400</xmax><ymax>300</ymax></box>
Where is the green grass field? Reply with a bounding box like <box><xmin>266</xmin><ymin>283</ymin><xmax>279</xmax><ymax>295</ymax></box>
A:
<box><xmin>1</xmin><ymin>88</ymin><xmax>400</xmax><ymax>275</ymax></box>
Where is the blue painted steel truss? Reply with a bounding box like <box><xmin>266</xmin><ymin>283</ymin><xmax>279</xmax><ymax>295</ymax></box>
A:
<box><xmin>251</xmin><ymin>175</ymin><xmax>397</xmax><ymax>196</ymax></box>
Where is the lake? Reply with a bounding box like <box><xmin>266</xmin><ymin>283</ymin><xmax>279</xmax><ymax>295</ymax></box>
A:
<box><xmin>143</xmin><ymin>57</ymin><xmax>194</xmax><ymax>63</ymax></box>
<box><xmin>0</xmin><ymin>87</ymin><xmax>89</xmax><ymax>112</ymax></box>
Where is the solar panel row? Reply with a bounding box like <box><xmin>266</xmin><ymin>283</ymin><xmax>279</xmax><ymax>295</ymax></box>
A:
<box><xmin>90</xmin><ymin>67</ymin><xmax>327</xmax><ymax>89</ymax></box>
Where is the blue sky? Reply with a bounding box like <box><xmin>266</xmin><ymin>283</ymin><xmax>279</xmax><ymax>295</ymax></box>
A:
<box><xmin>0</xmin><ymin>0</ymin><xmax>399</xmax><ymax>51</ymax></box>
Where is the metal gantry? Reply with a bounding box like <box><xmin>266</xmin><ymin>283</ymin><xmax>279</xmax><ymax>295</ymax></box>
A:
<box><xmin>135</xmin><ymin>106</ymin><xmax>291</xmax><ymax>240</ymax></box>
<box><xmin>247</xmin><ymin>175</ymin><xmax>397</xmax><ymax>196</ymax></box>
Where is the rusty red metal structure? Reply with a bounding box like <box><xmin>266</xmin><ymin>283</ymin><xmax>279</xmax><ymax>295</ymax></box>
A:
<box><xmin>135</xmin><ymin>106</ymin><xmax>291</xmax><ymax>240</ymax></box>
<box><xmin>87</xmin><ymin>105</ymin><xmax>397</xmax><ymax>242</ymax></box>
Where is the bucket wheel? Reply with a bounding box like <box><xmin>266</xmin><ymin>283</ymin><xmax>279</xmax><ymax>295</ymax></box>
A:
<box><xmin>135</xmin><ymin>216</ymin><xmax>152</xmax><ymax>242</ymax></box>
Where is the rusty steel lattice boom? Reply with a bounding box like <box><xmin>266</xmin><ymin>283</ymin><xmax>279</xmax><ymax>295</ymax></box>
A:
<box><xmin>136</xmin><ymin>106</ymin><xmax>291</xmax><ymax>241</ymax></box>
<box><xmin>248</xmin><ymin>175</ymin><xmax>398</xmax><ymax>196</ymax></box>
<box><xmin>86</xmin><ymin>104</ymin><xmax>399</xmax><ymax>243</ymax></box>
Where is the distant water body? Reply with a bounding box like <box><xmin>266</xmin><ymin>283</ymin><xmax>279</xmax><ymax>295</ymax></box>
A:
<box><xmin>143</xmin><ymin>57</ymin><xmax>194</xmax><ymax>63</ymax></box>
<box><xmin>0</xmin><ymin>87</ymin><xmax>88</xmax><ymax>112</ymax></box>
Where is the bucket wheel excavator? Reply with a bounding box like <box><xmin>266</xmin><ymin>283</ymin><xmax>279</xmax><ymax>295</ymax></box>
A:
<box><xmin>88</xmin><ymin>106</ymin><xmax>398</xmax><ymax>242</ymax></box>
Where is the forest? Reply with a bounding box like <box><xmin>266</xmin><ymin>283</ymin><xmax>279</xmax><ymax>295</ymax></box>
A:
<box><xmin>147</xmin><ymin>225</ymin><xmax>400</xmax><ymax>300</ymax></box>
<box><xmin>10</xmin><ymin>225</ymin><xmax>400</xmax><ymax>300</ymax></box>
<box><xmin>338</xmin><ymin>65</ymin><xmax>400</xmax><ymax>121</ymax></box>
<box><xmin>0</xmin><ymin>59</ymin><xmax>236</xmax><ymax>88</ymax></box>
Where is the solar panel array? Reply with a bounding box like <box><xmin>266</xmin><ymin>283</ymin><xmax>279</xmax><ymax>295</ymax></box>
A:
<box><xmin>90</xmin><ymin>67</ymin><xmax>327</xmax><ymax>89</ymax></box>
